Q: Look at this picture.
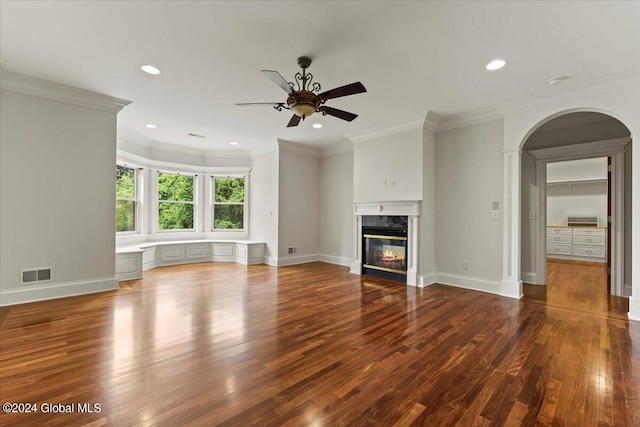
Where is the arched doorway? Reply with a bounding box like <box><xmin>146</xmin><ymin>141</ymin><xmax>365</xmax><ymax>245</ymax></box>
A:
<box><xmin>520</xmin><ymin>112</ymin><xmax>632</xmax><ymax>304</ymax></box>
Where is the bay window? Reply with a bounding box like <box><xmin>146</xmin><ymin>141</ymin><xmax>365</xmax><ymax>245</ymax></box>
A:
<box><xmin>157</xmin><ymin>172</ymin><xmax>195</xmax><ymax>230</ymax></box>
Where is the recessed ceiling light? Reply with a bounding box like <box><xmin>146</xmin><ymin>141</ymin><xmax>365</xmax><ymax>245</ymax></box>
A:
<box><xmin>140</xmin><ymin>64</ymin><xmax>161</xmax><ymax>75</ymax></box>
<box><xmin>145</xmin><ymin>124</ymin><xmax>157</xmax><ymax>129</ymax></box>
<box><xmin>548</xmin><ymin>76</ymin><xmax>566</xmax><ymax>86</ymax></box>
<box><xmin>486</xmin><ymin>59</ymin><xmax>506</xmax><ymax>71</ymax></box>
<box><xmin>312</xmin><ymin>123</ymin><xmax>322</xmax><ymax>129</ymax></box>
<box><xmin>230</xmin><ymin>141</ymin><xmax>239</xmax><ymax>145</ymax></box>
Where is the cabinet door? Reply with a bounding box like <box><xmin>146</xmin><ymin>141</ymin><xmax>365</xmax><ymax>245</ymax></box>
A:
<box><xmin>573</xmin><ymin>234</ymin><xmax>605</xmax><ymax>245</ymax></box>
<box><xmin>547</xmin><ymin>233</ymin><xmax>572</xmax><ymax>244</ymax></box>
<box><xmin>573</xmin><ymin>245</ymin><xmax>605</xmax><ymax>258</ymax></box>
<box><xmin>547</xmin><ymin>243</ymin><xmax>571</xmax><ymax>255</ymax></box>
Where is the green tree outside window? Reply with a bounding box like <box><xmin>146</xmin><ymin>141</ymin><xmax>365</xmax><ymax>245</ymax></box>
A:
<box><xmin>213</xmin><ymin>177</ymin><xmax>244</xmax><ymax>230</ymax></box>
<box><xmin>116</xmin><ymin>165</ymin><xmax>136</xmax><ymax>232</ymax></box>
<box><xmin>158</xmin><ymin>173</ymin><xmax>195</xmax><ymax>230</ymax></box>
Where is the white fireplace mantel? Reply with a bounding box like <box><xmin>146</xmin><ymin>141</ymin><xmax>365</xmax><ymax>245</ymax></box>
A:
<box><xmin>351</xmin><ymin>201</ymin><xmax>421</xmax><ymax>287</ymax></box>
<box><xmin>353</xmin><ymin>201</ymin><xmax>421</xmax><ymax>217</ymax></box>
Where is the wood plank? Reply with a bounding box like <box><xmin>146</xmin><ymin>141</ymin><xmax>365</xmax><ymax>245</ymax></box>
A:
<box><xmin>0</xmin><ymin>261</ymin><xmax>638</xmax><ymax>426</ymax></box>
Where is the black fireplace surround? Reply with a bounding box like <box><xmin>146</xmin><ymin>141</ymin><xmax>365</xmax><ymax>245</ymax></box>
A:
<box><xmin>361</xmin><ymin>216</ymin><xmax>408</xmax><ymax>283</ymax></box>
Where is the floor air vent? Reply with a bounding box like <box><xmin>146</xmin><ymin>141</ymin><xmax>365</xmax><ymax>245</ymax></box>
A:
<box><xmin>21</xmin><ymin>268</ymin><xmax>52</xmax><ymax>284</ymax></box>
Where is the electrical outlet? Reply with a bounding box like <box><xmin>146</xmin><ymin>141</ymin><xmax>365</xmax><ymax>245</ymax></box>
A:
<box><xmin>462</xmin><ymin>261</ymin><xmax>469</xmax><ymax>270</ymax></box>
<box><xmin>529</xmin><ymin>211</ymin><xmax>536</xmax><ymax>220</ymax></box>
<box><xmin>382</xmin><ymin>179</ymin><xmax>388</xmax><ymax>187</ymax></box>
<box><xmin>288</xmin><ymin>247</ymin><xmax>297</xmax><ymax>254</ymax></box>
<box><xmin>491</xmin><ymin>211</ymin><xmax>499</xmax><ymax>220</ymax></box>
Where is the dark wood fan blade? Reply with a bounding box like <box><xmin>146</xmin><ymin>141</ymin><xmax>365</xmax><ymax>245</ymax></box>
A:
<box><xmin>318</xmin><ymin>82</ymin><xmax>366</xmax><ymax>100</ymax></box>
<box><xmin>261</xmin><ymin>70</ymin><xmax>293</xmax><ymax>94</ymax></box>
<box><xmin>322</xmin><ymin>106</ymin><xmax>358</xmax><ymax>122</ymax></box>
<box><xmin>287</xmin><ymin>115</ymin><xmax>301</xmax><ymax>127</ymax></box>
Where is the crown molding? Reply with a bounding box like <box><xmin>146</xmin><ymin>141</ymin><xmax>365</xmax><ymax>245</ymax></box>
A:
<box><xmin>320</xmin><ymin>142</ymin><xmax>353</xmax><ymax>157</ymax></box>
<box><xmin>437</xmin><ymin>107</ymin><xmax>503</xmax><ymax>132</ymax></box>
<box><xmin>118</xmin><ymin>127</ymin><xmax>251</xmax><ymax>166</ymax></box>
<box><xmin>347</xmin><ymin>113</ymin><xmax>428</xmax><ymax>144</ymax></box>
<box><xmin>423</xmin><ymin>111</ymin><xmax>442</xmax><ymax>133</ymax></box>
<box><xmin>247</xmin><ymin>141</ymin><xmax>279</xmax><ymax>157</ymax></box>
<box><xmin>493</xmin><ymin>67</ymin><xmax>640</xmax><ymax>117</ymax></box>
<box><xmin>0</xmin><ymin>71</ymin><xmax>131</xmax><ymax>113</ymax></box>
<box><xmin>278</xmin><ymin>139</ymin><xmax>322</xmax><ymax>157</ymax></box>
<box><xmin>118</xmin><ymin>128</ymin><xmax>154</xmax><ymax>149</ymax></box>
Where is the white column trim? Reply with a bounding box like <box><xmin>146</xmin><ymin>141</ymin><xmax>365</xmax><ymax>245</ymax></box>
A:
<box><xmin>534</xmin><ymin>160</ymin><xmax>547</xmax><ymax>285</ymax></box>
<box><xmin>501</xmin><ymin>149</ymin><xmax>524</xmax><ymax>298</ymax></box>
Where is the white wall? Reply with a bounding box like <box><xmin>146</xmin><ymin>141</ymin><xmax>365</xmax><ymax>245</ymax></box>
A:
<box><xmin>420</xmin><ymin>127</ymin><xmax>436</xmax><ymax>282</ymax></box>
<box><xmin>546</xmin><ymin>157</ymin><xmax>607</xmax><ymax>182</ymax></box>
<box><xmin>1</xmin><ymin>89</ymin><xmax>121</xmax><ymax>305</ymax></box>
<box><xmin>435</xmin><ymin>119</ymin><xmax>504</xmax><ymax>288</ymax></box>
<box><xmin>249</xmin><ymin>148</ymin><xmax>279</xmax><ymax>264</ymax></box>
<box><xmin>546</xmin><ymin>158</ymin><xmax>608</xmax><ymax>226</ymax></box>
<box><xmin>353</xmin><ymin>127</ymin><xmax>423</xmax><ymax>203</ymax></box>
<box><xmin>278</xmin><ymin>146</ymin><xmax>320</xmax><ymax>264</ymax></box>
<box><xmin>318</xmin><ymin>150</ymin><xmax>354</xmax><ymax>266</ymax></box>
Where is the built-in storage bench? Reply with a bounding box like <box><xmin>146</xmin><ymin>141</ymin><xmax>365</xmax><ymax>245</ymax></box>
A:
<box><xmin>116</xmin><ymin>240</ymin><xmax>266</xmax><ymax>281</ymax></box>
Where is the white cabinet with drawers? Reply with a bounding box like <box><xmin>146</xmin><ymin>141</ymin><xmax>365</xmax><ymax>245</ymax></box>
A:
<box><xmin>547</xmin><ymin>226</ymin><xmax>606</xmax><ymax>262</ymax></box>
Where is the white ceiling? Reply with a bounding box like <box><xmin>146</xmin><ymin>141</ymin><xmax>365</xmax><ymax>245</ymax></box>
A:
<box><xmin>1</xmin><ymin>1</ymin><xmax>639</xmax><ymax>152</ymax></box>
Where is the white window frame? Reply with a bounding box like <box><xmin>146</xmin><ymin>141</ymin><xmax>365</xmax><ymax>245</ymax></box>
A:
<box><xmin>156</xmin><ymin>170</ymin><xmax>198</xmax><ymax>232</ymax></box>
<box><xmin>116</xmin><ymin>164</ymin><xmax>140</xmax><ymax>235</ymax></box>
<box><xmin>211</xmin><ymin>174</ymin><xmax>248</xmax><ymax>232</ymax></box>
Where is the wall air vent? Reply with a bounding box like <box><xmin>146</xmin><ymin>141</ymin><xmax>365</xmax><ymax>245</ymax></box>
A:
<box><xmin>21</xmin><ymin>268</ymin><xmax>52</xmax><ymax>285</ymax></box>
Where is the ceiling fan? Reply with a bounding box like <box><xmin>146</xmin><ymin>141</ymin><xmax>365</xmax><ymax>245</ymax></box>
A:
<box><xmin>236</xmin><ymin>56</ymin><xmax>366</xmax><ymax>127</ymax></box>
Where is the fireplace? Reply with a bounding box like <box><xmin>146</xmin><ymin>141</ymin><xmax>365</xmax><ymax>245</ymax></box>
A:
<box><xmin>351</xmin><ymin>201</ymin><xmax>420</xmax><ymax>286</ymax></box>
<box><xmin>362</xmin><ymin>216</ymin><xmax>408</xmax><ymax>282</ymax></box>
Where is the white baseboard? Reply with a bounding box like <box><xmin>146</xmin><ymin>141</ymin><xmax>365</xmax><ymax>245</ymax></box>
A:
<box><xmin>418</xmin><ymin>271</ymin><xmax>437</xmax><ymax>287</ymax></box>
<box><xmin>318</xmin><ymin>254</ymin><xmax>353</xmax><ymax>267</ymax></box>
<box><xmin>435</xmin><ymin>272</ymin><xmax>503</xmax><ymax>296</ymax></box>
<box><xmin>0</xmin><ymin>276</ymin><xmax>119</xmax><ymax>307</ymax></box>
<box><xmin>521</xmin><ymin>272</ymin><xmax>537</xmax><ymax>284</ymax></box>
<box><xmin>629</xmin><ymin>296</ymin><xmax>640</xmax><ymax>322</ymax></box>
<box><xmin>265</xmin><ymin>256</ymin><xmax>278</xmax><ymax>267</ymax></box>
<box><xmin>277</xmin><ymin>253</ymin><xmax>320</xmax><ymax>267</ymax></box>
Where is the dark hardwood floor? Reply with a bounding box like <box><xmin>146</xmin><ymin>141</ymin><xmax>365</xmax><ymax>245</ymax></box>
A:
<box><xmin>1</xmin><ymin>261</ymin><xmax>638</xmax><ymax>426</ymax></box>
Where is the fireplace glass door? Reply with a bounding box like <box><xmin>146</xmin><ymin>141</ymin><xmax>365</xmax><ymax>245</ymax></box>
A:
<box><xmin>363</xmin><ymin>233</ymin><xmax>407</xmax><ymax>276</ymax></box>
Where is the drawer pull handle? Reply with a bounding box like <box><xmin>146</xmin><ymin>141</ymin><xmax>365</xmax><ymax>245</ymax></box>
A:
<box><xmin>586</xmin><ymin>238</ymin><xmax>592</xmax><ymax>242</ymax></box>
<box><xmin>586</xmin><ymin>250</ymin><xmax>592</xmax><ymax>254</ymax></box>
<box><xmin>555</xmin><ymin>248</ymin><xmax>560</xmax><ymax>252</ymax></box>
<box><xmin>555</xmin><ymin>237</ymin><xmax>560</xmax><ymax>241</ymax></box>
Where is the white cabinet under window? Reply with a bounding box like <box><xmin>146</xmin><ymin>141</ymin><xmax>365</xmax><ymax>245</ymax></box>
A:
<box><xmin>547</xmin><ymin>226</ymin><xmax>606</xmax><ymax>262</ymax></box>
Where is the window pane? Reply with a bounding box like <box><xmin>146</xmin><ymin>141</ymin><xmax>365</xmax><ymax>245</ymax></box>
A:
<box><xmin>158</xmin><ymin>202</ymin><xmax>194</xmax><ymax>229</ymax></box>
<box><xmin>116</xmin><ymin>200</ymin><xmax>136</xmax><ymax>232</ymax></box>
<box><xmin>215</xmin><ymin>177</ymin><xmax>244</xmax><ymax>203</ymax></box>
<box><xmin>158</xmin><ymin>173</ymin><xmax>194</xmax><ymax>202</ymax></box>
<box><xmin>116</xmin><ymin>165</ymin><xmax>135</xmax><ymax>199</ymax></box>
<box><xmin>213</xmin><ymin>204</ymin><xmax>244</xmax><ymax>229</ymax></box>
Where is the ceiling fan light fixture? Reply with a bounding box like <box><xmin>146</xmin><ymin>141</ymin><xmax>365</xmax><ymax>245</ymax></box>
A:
<box><xmin>290</xmin><ymin>103</ymin><xmax>316</xmax><ymax>118</ymax></box>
